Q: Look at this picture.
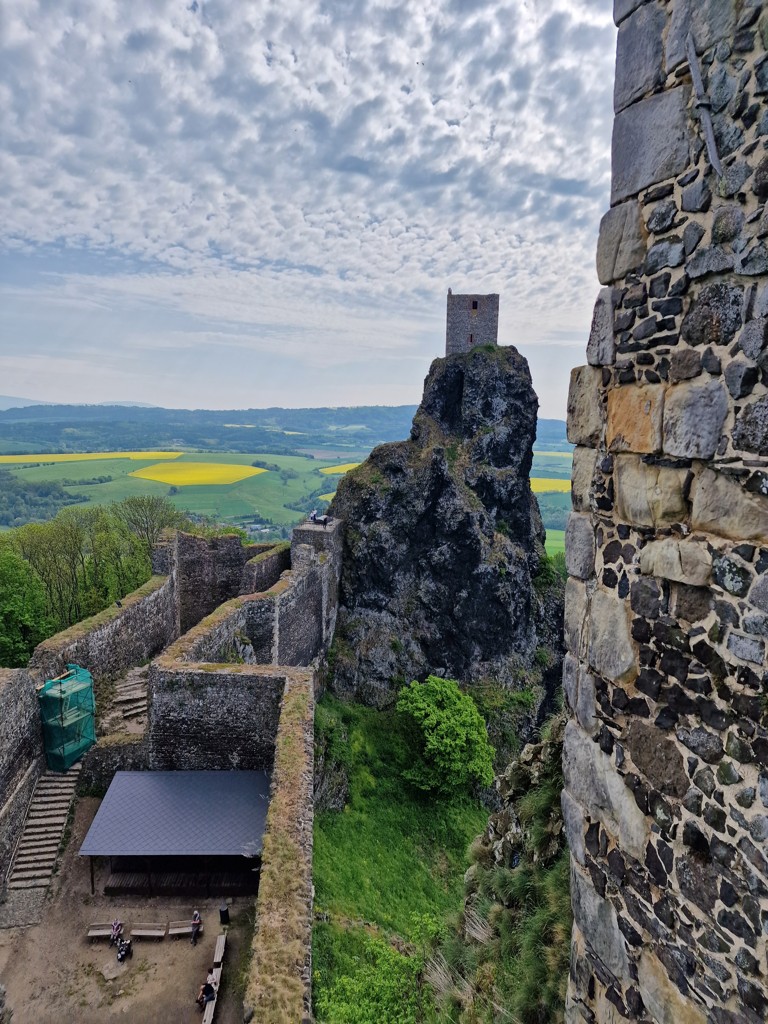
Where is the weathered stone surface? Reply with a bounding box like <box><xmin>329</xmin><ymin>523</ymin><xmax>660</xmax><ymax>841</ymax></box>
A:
<box><xmin>614</xmin><ymin>455</ymin><xmax>688</xmax><ymax>528</ymax></box>
<box><xmin>687</xmin><ymin>245</ymin><xmax>735</xmax><ymax>279</ymax></box>
<box><xmin>606</xmin><ymin>384</ymin><xmax>664</xmax><ymax>454</ymax></box>
<box><xmin>739</xmin><ymin>318</ymin><xmax>768</xmax><ymax>360</ymax></box>
<box><xmin>570</xmin><ymin>861</ymin><xmax>631</xmax><ymax>983</ymax></box>
<box><xmin>677</xmin><ymin>726</ymin><xmax>724</xmax><ymax>763</ymax></box>
<box><xmin>681</xmin><ymin>281</ymin><xmax>744</xmax><ymax>347</ymax></box>
<box><xmin>588</xmin><ymin>589</ymin><xmax>636</xmax><ymax>683</ymax></box>
<box><xmin>565</xmin><ymin>513</ymin><xmax>595</xmax><ymax>581</ymax></box>
<box><xmin>669</xmin><ymin>348</ymin><xmax>702</xmax><ymax>383</ymax></box>
<box><xmin>611</xmin><ymin>88</ymin><xmax>691</xmax><ymax>204</ymax></box>
<box><xmin>637</xmin><ymin>949</ymin><xmax>707</xmax><ymax>1024</ymax></box>
<box><xmin>681</xmin><ymin>179</ymin><xmax>712</xmax><ymax>214</ymax></box>
<box><xmin>712</xmin><ymin>206</ymin><xmax>744</xmax><ymax>243</ymax></box>
<box><xmin>727</xmin><ymin>631</ymin><xmax>766</xmax><ymax>665</ymax></box>
<box><xmin>666</xmin><ymin>0</ymin><xmax>738</xmax><ymax>71</ymax></box>
<box><xmin>724</xmin><ymin>359</ymin><xmax>759</xmax><ymax>399</ymax></box>
<box><xmin>662</xmin><ymin>379</ymin><xmax>729</xmax><ymax>460</ymax></box>
<box><xmin>561</xmin><ymin>789</ymin><xmax>586</xmax><ymax>867</ymax></box>
<box><xmin>749</xmin><ymin>574</ymin><xmax>768</xmax><ymax>613</ymax></box>
<box><xmin>564</xmin><ymin>578</ymin><xmax>588</xmax><ymax>659</ymax></box>
<box><xmin>613</xmin><ymin>0</ymin><xmax>645</xmax><ymax>26</ymax></box>
<box><xmin>596</xmin><ymin>201</ymin><xmax>647</xmax><ymax>284</ymax></box>
<box><xmin>571</xmin><ymin>447</ymin><xmax>598</xmax><ymax>513</ymax></box>
<box><xmin>734</xmin><ymin>396</ymin><xmax>768</xmax><ymax>455</ymax></box>
<box><xmin>614</xmin><ymin>2</ymin><xmax>666</xmax><ymax>113</ymax></box>
<box><xmin>639</xmin><ymin>539</ymin><xmax>712</xmax><ymax>586</ymax></box>
<box><xmin>625</xmin><ymin>720</ymin><xmax>689</xmax><ymax>798</ymax></box>
<box><xmin>564</xmin><ymin>722</ymin><xmax>649</xmax><ymax>862</ymax></box>
<box><xmin>568</xmin><ymin>366</ymin><xmax>604</xmax><ymax>447</ymax></box>
<box><xmin>587</xmin><ymin>288</ymin><xmax>616</xmax><ymax>367</ymax></box>
<box><xmin>691</xmin><ymin>469</ymin><xmax>768</xmax><ymax>543</ymax></box>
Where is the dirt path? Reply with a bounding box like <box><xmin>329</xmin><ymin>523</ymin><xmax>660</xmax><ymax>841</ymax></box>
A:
<box><xmin>0</xmin><ymin>799</ymin><xmax>251</xmax><ymax>1024</ymax></box>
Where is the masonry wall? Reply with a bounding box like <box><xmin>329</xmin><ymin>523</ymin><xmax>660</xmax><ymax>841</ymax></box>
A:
<box><xmin>239</xmin><ymin>542</ymin><xmax>291</xmax><ymax>595</ymax></box>
<box><xmin>147</xmin><ymin>662</ymin><xmax>286</xmax><ymax>771</ymax></box>
<box><xmin>564</xmin><ymin>4</ymin><xmax>768</xmax><ymax>1023</ymax></box>
<box><xmin>445</xmin><ymin>291</ymin><xmax>499</xmax><ymax>355</ymax></box>
<box><xmin>175</xmin><ymin>531</ymin><xmax>260</xmax><ymax>633</ymax></box>
<box><xmin>28</xmin><ymin>575</ymin><xmax>177</xmax><ymax>685</ymax></box>
<box><xmin>0</xmin><ymin>669</ymin><xmax>43</xmax><ymax>889</ymax></box>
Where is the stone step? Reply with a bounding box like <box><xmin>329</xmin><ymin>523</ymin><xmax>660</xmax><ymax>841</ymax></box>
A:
<box><xmin>13</xmin><ymin>857</ymin><xmax>57</xmax><ymax>872</ymax></box>
<box><xmin>7</xmin><ymin>878</ymin><xmax>51</xmax><ymax>890</ymax></box>
<box><xmin>32</xmin><ymin>796</ymin><xmax>72</xmax><ymax>808</ymax></box>
<box><xmin>114</xmin><ymin>688</ymin><xmax>147</xmax><ymax>703</ymax></box>
<box><xmin>9</xmin><ymin>868</ymin><xmax>53</xmax><ymax>882</ymax></box>
<box><xmin>123</xmin><ymin>706</ymin><xmax>147</xmax><ymax>720</ymax></box>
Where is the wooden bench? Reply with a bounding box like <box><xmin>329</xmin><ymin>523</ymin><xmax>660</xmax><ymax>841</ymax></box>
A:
<box><xmin>130</xmin><ymin>922</ymin><xmax>167</xmax><ymax>940</ymax></box>
<box><xmin>168</xmin><ymin>919</ymin><xmax>204</xmax><ymax>939</ymax></box>
<box><xmin>87</xmin><ymin>922</ymin><xmax>124</xmax><ymax>941</ymax></box>
<box><xmin>202</xmin><ymin>935</ymin><xmax>227</xmax><ymax>1024</ymax></box>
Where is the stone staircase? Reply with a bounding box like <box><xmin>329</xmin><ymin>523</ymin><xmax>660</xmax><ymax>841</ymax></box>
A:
<box><xmin>100</xmin><ymin>665</ymin><xmax>149</xmax><ymax>734</ymax></box>
<box><xmin>6</xmin><ymin>763</ymin><xmax>81</xmax><ymax>890</ymax></box>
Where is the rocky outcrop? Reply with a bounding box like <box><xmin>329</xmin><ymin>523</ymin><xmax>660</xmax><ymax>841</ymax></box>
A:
<box><xmin>329</xmin><ymin>345</ymin><xmax>546</xmax><ymax>706</ymax></box>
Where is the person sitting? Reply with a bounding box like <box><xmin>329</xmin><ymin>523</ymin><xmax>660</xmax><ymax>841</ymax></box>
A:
<box><xmin>196</xmin><ymin>976</ymin><xmax>216</xmax><ymax>1008</ymax></box>
<box><xmin>110</xmin><ymin>919</ymin><xmax>123</xmax><ymax>945</ymax></box>
<box><xmin>190</xmin><ymin>909</ymin><xmax>202</xmax><ymax>946</ymax></box>
<box><xmin>309</xmin><ymin>509</ymin><xmax>318</xmax><ymax>522</ymax></box>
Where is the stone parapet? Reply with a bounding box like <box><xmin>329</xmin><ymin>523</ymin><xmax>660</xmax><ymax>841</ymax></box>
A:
<box><xmin>565</xmin><ymin>3</ymin><xmax>768</xmax><ymax>1022</ymax></box>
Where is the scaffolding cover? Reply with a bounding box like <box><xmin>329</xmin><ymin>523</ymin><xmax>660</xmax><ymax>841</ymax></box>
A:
<box><xmin>39</xmin><ymin>664</ymin><xmax>96</xmax><ymax>772</ymax></box>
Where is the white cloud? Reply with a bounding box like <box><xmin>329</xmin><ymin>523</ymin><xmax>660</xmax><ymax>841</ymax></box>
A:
<box><xmin>0</xmin><ymin>0</ymin><xmax>616</xmax><ymax>415</ymax></box>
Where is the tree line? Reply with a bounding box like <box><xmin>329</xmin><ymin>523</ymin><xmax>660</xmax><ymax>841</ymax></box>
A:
<box><xmin>0</xmin><ymin>496</ymin><xmax>192</xmax><ymax>668</ymax></box>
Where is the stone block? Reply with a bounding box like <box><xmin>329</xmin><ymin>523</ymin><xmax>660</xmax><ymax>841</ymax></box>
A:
<box><xmin>734</xmin><ymin>395</ymin><xmax>768</xmax><ymax>456</ymax></box>
<box><xmin>637</xmin><ymin>949</ymin><xmax>707</xmax><ymax>1024</ymax></box>
<box><xmin>564</xmin><ymin>721</ymin><xmax>650</xmax><ymax>862</ymax></box>
<box><xmin>614</xmin><ymin>0</ymin><xmax>645</xmax><ymax>25</ymax></box>
<box><xmin>727</xmin><ymin>631</ymin><xmax>766</xmax><ymax>665</ymax></box>
<box><xmin>565</xmin><ymin>513</ymin><xmax>595</xmax><ymax>580</ymax></box>
<box><xmin>588</xmin><ymin>589</ymin><xmax>636</xmax><ymax>683</ymax></box>
<box><xmin>639</xmin><ymin>538</ymin><xmax>712</xmax><ymax>586</ymax></box>
<box><xmin>614</xmin><ymin>454</ymin><xmax>688</xmax><ymax>528</ymax></box>
<box><xmin>691</xmin><ymin>469</ymin><xmax>768</xmax><ymax>544</ymax></box>
<box><xmin>625</xmin><ymin>720</ymin><xmax>689</xmax><ymax>798</ymax></box>
<box><xmin>750</xmin><ymin>575</ymin><xmax>768</xmax><ymax>613</ymax></box>
<box><xmin>571</xmin><ymin>447</ymin><xmax>598</xmax><ymax>513</ymax></box>
<box><xmin>681</xmin><ymin>281</ymin><xmax>744</xmax><ymax>347</ymax></box>
<box><xmin>564</xmin><ymin>578</ymin><xmax>589</xmax><ymax>658</ymax></box>
<box><xmin>561</xmin><ymin>789</ymin><xmax>586</xmax><ymax>866</ymax></box>
<box><xmin>606</xmin><ymin>384</ymin><xmax>664</xmax><ymax>454</ymax></box>
<box><xmin>666</xmin><ymin>0</ymin><xmax>738</xmax><ymax>72</ymax></box>
<box><xmin>662</xmin><ymin>379</ymin><xmax>728</xmax><ymax>460</ymax></box>
<box><xmin>596</xmin><ymin>201</ymin><xmax>646</xmax><ymax>284</ymax></box>
<box><xmin>570</xmin><ymin>861</ymin><xmax>631</xmax><ymax>985</ymax></box>
<box><xmin>614</xmin><ymin>1</ymin><xmax>666</xmax><ymax>113</ymax></box>
<box><xmin>563</xmin><ymin>654</ymin><xmax>598</xmax><ymax>736</ymax></box>
<box><xmin>563</xmin><ymin>652</ymin><xmax>578</xmax><ymax>713</ymax></box>
<box><xmin>567</xmin><ymin>366</ymin><xmax>604</xmax><ymax>447</ymax></box>
<box><xmin>611</xmin><ymin>88</ymin><xmax>691</xmax><ymax>204</ymax></box>
<box><xmin>586</xmin><ymin>288</ymin><xmax>616</xmax><ymax>367</ymax></box>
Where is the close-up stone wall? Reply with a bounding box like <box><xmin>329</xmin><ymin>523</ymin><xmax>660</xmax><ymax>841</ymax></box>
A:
<box><xmin>564</xmin><ymin>2</ymin><xmax>768</xmax><ymax>1022</ymax></box>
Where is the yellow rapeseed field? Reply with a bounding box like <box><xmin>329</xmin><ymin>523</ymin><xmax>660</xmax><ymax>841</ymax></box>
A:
<box><xmin>319</xmin><ymin>463</ymin><xmax>360</xmax><ymax>475</ymax></box>
<box><xmin>0</xmin><ymin>451</ymin><xmax>183</xmax><ymax>464</ymax></box>
<box><xmin>531</xmin><ymin>477</ymin><xmax>571</xmax><ymax>493</ymax></box>
<box><xmin>129</xmin><ymin>462</ymin><xmax>267</xmax><ymax>486</ymax></box>
<box><xmin>318</xmin><ymin>492</ymin><xmax>337</xmax><ymax>502</ymax></box>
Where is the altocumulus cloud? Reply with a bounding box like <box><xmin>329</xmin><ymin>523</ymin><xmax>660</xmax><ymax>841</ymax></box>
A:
<box><xmin>0</xmin><ymin>0</ymin><xmax>616</xmax><ymax>411</ymax></box>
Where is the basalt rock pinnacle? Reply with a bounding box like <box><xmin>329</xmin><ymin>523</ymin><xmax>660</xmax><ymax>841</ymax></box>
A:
<box><xmin>329</xmin><ymin>345</ymin><xmax>546</xmax><ymax>706</ymax></box>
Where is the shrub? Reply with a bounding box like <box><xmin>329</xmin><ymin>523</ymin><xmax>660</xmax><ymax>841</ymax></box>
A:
<box><xmin>397</xmin><ymin>677</ymin><xmax>495</xmax><ymax>794</ymax></box>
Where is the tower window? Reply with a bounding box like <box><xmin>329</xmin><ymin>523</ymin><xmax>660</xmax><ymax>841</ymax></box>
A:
<box><xmin>472</xmin><ymin>300</ymin><xmax>478</xmax><ymax>310</ymax></box>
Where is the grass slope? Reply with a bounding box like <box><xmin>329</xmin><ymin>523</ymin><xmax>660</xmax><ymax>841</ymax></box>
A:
<box><xmin>313</xmin><ymin>696</ymin><xmax>488</xmax><ymax>1022</ymax></box>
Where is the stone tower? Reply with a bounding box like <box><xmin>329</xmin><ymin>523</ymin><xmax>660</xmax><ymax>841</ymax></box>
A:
<box><xmin>563</xmin><ymin>3</ymin><xmax>768</xmax><ymax>1023</ymax></box>
<box><xmin>445</xmin><ymin>290</ymin><xmax>499</xmax><ymax>355</ymax></box>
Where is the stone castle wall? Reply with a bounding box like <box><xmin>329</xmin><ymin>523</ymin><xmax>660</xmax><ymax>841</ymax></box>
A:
<box><xmin>0</xmin><ymin>668</ymin><xmax>42</xmax><ymax>889</ymax></box>
<box><xmin>564</xmin><ymin>3</ymin><xmax>768</xmax><ymax>1022</ymax></box>
<box><xmin>445</xmin><ymin>291</ymin><xmax>499</xmax><ymax>355</ymax></box>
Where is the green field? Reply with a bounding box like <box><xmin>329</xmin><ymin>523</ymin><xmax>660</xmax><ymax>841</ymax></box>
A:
<box><xmin>4</xmin><ymin>448</ymin><xmax>574</xmax><ymax>534</ymax></box>
<box><xmin>545</xmin><ymin>529</ymin><xmax>565</xmax><ymax>557</ymax></box>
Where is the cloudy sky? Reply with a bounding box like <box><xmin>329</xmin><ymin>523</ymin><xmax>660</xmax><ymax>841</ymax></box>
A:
<box><xmin>0</xmin><ymin>0</ymin><xmax>616</xmax><ymax>417</ymax></box>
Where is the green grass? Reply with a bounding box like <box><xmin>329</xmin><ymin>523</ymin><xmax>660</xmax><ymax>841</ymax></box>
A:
<box><xmin>314</xmin><ymin>697</ymin><xmax>488</xmax><ymax>939</ymax></box>
<box><xmin>544</xmin><ymin>529</ymin><xmax>565</xmax><ymax>556</ymax></box>
<box><xmin>313</xmin><ymin>696</ymin><xmax>488</xmax><ymax>1023</ymax></box>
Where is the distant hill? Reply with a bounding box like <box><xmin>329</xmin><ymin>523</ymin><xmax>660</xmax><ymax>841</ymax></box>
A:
<box><xmin>0</xmin><ymin>395</ymin><xmax>48</xmax><ymax>410</ymax></box>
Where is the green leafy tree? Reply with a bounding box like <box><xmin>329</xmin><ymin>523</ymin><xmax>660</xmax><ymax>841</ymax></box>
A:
<box><xmin>396</xmin><ymin>676</ymin><xmax>495</xmax><ymax>793</ymax></box>
<box><xmin>112</xmin><ymin>495</ymin><xmax>187</xmax><ymax>558</ymax></box>
<box><xmin>0</xmin><ymin>548</ymin><xmax>52</xmax><ymax>667</ymax></box>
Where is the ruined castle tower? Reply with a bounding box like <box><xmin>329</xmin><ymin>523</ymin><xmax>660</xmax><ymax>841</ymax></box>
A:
<box><xmin>563</xmin><ymin>3</ymin><xmax>768</xmax><ymax>1023</ymax></box>
<box><xmin>445</xmin><ymin>290</ymin><xmax>499</xmax><ymax>355</ymax></box>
